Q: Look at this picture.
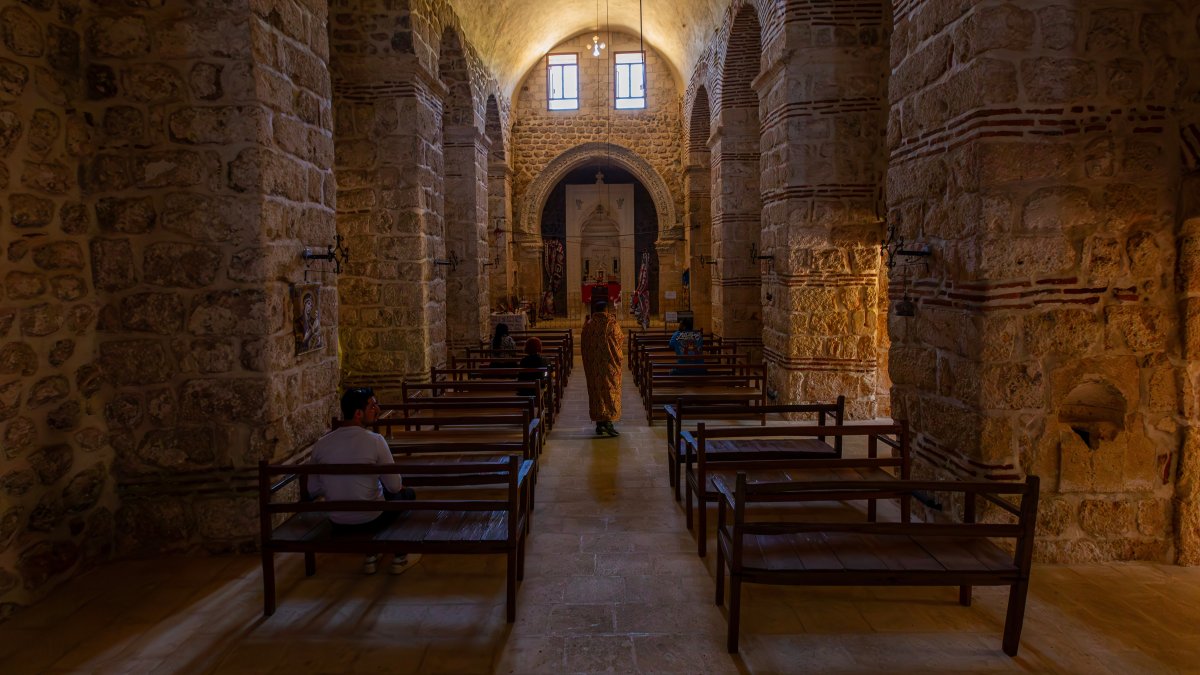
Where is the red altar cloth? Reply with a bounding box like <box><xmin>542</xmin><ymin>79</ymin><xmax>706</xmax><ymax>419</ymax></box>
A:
<box><xmin>582</xmin><ymin>282</ymin><xmax>621</xmax><ymax>305</ymax></box>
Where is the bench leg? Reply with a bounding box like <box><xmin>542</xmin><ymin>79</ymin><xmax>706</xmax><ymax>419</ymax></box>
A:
<box><xmin>685</xmin><ymin>478</ymin><xmax>694</xmax><ymax>531</ymax></box>
<box><xmin>727</xmin><ymin>575</ymin><xmax>742</xmax><ymax>653</ymax></box>
<box><xmin>304</xmin><ymin>552</ymin><xmax>316</xmax><ymax>577</ymax></box>
<box><xmin>697</xmin><ymin>499</ymin><xmax>707</xmax><ymax>558</ymax></box>
<box><xmin>1002</xmin><ymin>580</ymin><xmax>1030</xmax><ymax>656</ymax></box>
<box><xmin>959</xmin><ymin>585</ymin><xmax>972</xmax><ymax>606</ymax></box>
<box><xmin>517</xmin><ymin>532</ymin><xmax>527</xmax><ymax>581</ymax></box>
<box><xmin>261</xmin><ymin>550</ymin><xmax>276</xmax><ymax>616</ymax></box>
<box><xmin>715</xmin><ymin>544</ymin><xmax>725</xmax><ymax>606</ymax></box>
<box><xmin>867</xmin><ymin>499</ymin><xmax>877</xmax><ymax>523</ymax></box>
<box><xmin>506</xmin><ymin>549</ymin><xmax>518</xmax><ymax>623</ymax></box>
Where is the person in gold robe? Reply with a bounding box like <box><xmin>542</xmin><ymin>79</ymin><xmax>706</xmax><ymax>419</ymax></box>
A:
<box><xmin>581</xmin><ymin>298</ymin><xmax>623</xmax><ymax>436</ymax></box>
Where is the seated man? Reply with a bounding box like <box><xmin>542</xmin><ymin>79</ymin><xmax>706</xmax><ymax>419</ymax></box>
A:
<box><xmin>307</xmin><ymin>387</ymin><xmax>420</xmax><ymax>575</ymax></box>
<box><xmin>669</xmin><ymin>316</ymin><xmax>706</xmax><ymax>375</ymax></box>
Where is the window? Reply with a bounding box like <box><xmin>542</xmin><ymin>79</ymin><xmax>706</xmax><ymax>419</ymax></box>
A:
<box><xmin>614</xmin><ymin>52</ymin><xmax>645</xmax><ymax>109</ymax></box>
<box><xmin>547</xmin><ymin>54</ymin><xmax>578</xmax><ymax>110</ymax></box>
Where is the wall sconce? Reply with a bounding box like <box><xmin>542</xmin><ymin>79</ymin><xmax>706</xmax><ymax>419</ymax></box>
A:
<box><xmin>435</xmin><ymin>251</ymin><xmax>460</xmax><ymax>272</ymax></box>
<box><xmin>302</xmin><ymin>234</ymin><xmax>350</xmax><ymax>274</ymax></box>
<box><xmin>750</xmin><ymin>242</ymin><xmax>774</xmax><ymax>274</ymax></box>
<box><xmin>699</xmin><ymin>255</ymin><xmax>718</xmax><ymax>266</ymax></box>
<box><xmin>482</xmin><ymin>254</ymin><xmax>501</xmax><ymax>268</ymax></box>
<box><xmin>881</xmin><ymin>218</ymin><xmax>931</xmax><ymax>270</ymax></box>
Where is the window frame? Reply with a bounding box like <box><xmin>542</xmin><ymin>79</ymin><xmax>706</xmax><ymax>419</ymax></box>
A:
<box><xmin>613</xmin><ymin>51</ymin><xmax>646</xmax><ymax>110</ymax></box>
<box><xmin>546</xmin><ymin>52</ymin><xmax>580</xmax><ymax>111</ymax></box>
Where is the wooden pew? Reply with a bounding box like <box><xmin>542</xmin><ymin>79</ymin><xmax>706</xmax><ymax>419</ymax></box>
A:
<box><xmin>258</xmin><ymin>456</ymin><xmax>532</xmax><ymax>621</ymax></box>
<box><xmin>682</xmin><ymin>422</ymin><xmax>909</xmax><ymax>556</ymax></box>
<box><xmin>637</xmin><ymin>355</ymin><xmax>753</xmax><ymax>403</ymax></box>
<box><xmin>664</xmin><ymin>399</ymin><xmax>844</xmax><ymax>501</ymax></box>
<box><xmin>713</xmin><ymin>473</ymin><xmax>1040</xmax><ymax>654</ymax></box>
<box><xmin>403</xmin><ymin>379</ymin><xmax>554</xmax><ymax>429</ymax></box>
<box><xmin>643</xmin><ymin>365</ymin><xmax>767</xmax><ymax>424</ymax></box>
<box><xmin>448</xmin><ymin>356</ymin><xmax>564</xmax><ymax>415</ymax></box>
<box><xmin>508</xmin><ymin>329</ymin><xmax>574</xmax><ymax>375</ymax></box>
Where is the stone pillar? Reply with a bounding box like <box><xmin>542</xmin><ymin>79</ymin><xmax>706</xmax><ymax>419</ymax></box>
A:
<box><xmin>331</xmin><ymin>9</ymin><xmax>448</xmax><ymax>381</ymax></box>
<box><xmin>684</xmin><ymin>164</ymin><xmax>714</xmax><ymax>330</ymax></box>
<box><xmin>656</xmin><ymin>238</ymin><xmax>685</xmax><ymax>321</ymax></box>
<box><xmin>487</xmin><ymin>159</ymin><xmax>514</xmax><ymax>307</ymax></box>
<box><xmin>513</xmin><ymin>239</ymin><xmax>544</xmax><ymax>313</ymax></box>
<box><xmin>708</xmin><ymin>124</ymin><xmax>762</xmax><ymax>347</ymax></box>
<box><xmin>889</xmin><ymin>0</ymin><xmax>1182</xmax><ymax>562</ymax></box>
<box><xmin>443</xmin><ymin>126</ymin><xmax>489</xmax><ymax>351</ymax></box>
<box><xmin>1175</xmin><ymin>3</ymin><xmax>1200</xmax><ymax>565</ymax></box>
<box><xmin>757</xmin><ymin>7</ymin><xmax>889</xmax><ymax>419</ymax></box>
<box><xmin>93</xmin><ymin>0</ymin><xmax>338</xmax><ymax>554</ymax></box>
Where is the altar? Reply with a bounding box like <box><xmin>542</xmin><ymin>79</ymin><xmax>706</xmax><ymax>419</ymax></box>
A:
<box><xmin>581</xmin><ymin>281</ymin><xmax>621</xmax><ymax>306</ymax></box>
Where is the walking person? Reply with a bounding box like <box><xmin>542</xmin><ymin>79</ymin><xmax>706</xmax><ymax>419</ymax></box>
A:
<box><xmin>581</xmin><ymin>299</ymin><xmax>623</xmax><ymax>436</ymax></box>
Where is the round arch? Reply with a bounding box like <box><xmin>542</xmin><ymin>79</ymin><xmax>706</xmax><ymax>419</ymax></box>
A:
<box><xmin>519</xmin><ymin>142</ymin><xmax>680</xmax><ymax>243</ymax></box>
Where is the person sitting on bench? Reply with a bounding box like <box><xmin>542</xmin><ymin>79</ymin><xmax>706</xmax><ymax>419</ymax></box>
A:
<box><xmin>307</xmin><ymin>387</ymin><xmax>420</xmax><ymax>575</ymax></box>
<box><xmin>517</xmin><ymin>337</ymin><xmax>549</xmax><ymax>398</ymax></box>
<box><xmin>669</xmin><ymin>316</ymin><xmax>706</xmax><ymax>375</ymax></box>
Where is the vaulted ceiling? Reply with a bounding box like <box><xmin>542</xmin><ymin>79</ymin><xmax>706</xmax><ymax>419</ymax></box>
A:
<box><xmin>446</xmin><ymin>0</ymin><xmax>732</xmax><ymax>95</ymax></box>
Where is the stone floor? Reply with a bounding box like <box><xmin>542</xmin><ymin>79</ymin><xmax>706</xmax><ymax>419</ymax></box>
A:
<box><xmin>1</xmin><ymin>359</ymin><xmax>1199</xmax><ymax>673</ymax></box>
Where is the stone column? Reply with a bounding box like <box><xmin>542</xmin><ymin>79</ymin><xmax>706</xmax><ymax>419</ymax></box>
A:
<box><xmin>487</xmin><ymin>159</ymin><xmax>514</xmax><ymax>307</ymax></box>
<box><xmin>708</xmin><ymin>124</ymin><xmax>763</xmax><ymax>346</ymax></box>
<box><xmin>1175</xmin><ymin>3</ymin><xmax>1200</xmax><ymax>565</ymax></box>
<box><xmin>684</xmin><ymin>164</ymin><xmax>714</xmax><ymax>330</ymax></box>
<box><xmin>443</xmin><ymin>126</ymin><xmax>489</xmax><ymax>351</ymax></box>
<box><xmin>889</xmin><ymin>0</ymin><xmax>1182</xmax><ymax>562</ymax></box>
<box><xmin>656</xmin><ymin>237</ymin><xmax>685</xmax><ymax>321</ymax></box>
<box><xmin>331</xmin><ymin>11</ymin><xmax>448</xmax><ymax>382</ymax></box>
<box><xmin>513</xmin><ymin>239</ymin><xmax>544</xmax><ymax>314</ymax></box>
<box><xmin>756</xmin><ymin>8</ymin><xmax>889</xmax><ymax>419</ymax></box>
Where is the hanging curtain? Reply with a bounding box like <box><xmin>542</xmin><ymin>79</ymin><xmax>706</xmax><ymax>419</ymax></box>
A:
<box><xmin>632</xmin><ymin>251</ymin><xmax>650</xmax><ymax>329</ymax></box>
<box><xmin>542</xmin><ymin>238</ymin><xmax>565</xmax><ymax>317</ymax></box>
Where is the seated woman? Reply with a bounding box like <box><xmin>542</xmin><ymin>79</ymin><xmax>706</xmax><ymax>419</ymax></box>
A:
<box><xmin>517</xmin><ymin>337</ymin><xmax>549</xmax><ymax>399</ymax></box>
<box><xmin>669</xmin><ymin>316</ymin><xmax>706</xmax><ymax>375</ymax></box>
<box><xmin>489</xmin><ymin>322</ymin><xmax>519</xmax><ymax>369</ymax></box>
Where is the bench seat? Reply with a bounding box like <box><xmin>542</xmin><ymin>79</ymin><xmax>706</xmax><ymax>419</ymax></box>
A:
<box><xmin>736</xmin><ymin>532</ymin><xmax>1017</xmax><ymax>575</ymax></box>
<box><xmin>272</xmin><ymin>510</ymin><xmax>516</xmax><ymax>547</ymax></box>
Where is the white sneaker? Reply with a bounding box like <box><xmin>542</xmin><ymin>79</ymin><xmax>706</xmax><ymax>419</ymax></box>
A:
<box><xmin>363</xmin><ymin>554</ymin><xmax>379</xmax><ymax>574</ymax></box>
<box><xmin>391</xmin><ymin>553</ymin><xmax>421</xmax><ymax>575</ymax></box>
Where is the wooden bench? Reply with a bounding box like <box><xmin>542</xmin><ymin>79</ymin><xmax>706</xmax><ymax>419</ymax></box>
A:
<box><xmin>683</xmin><ymin>422</ymin><xmax>909</xmax><ymax>556</ymax></box>
<box><xmin>664</xmin><ymin>399</ymin><xmax>844</xmax><ymax>500</ymax></box>
<box><xmin>258</xmin><ymin>455</ymin><xmax>533</xmax><ymax>621</ymax></box>
<box><xmin>445</xmin><ymin>357</ymin><xmax>564</xmax><ymax>415</ymax></box>
<box><xmin>644</xmin><ymin>366</ymin><xmax>766</xmax><ymax>424</ymax></box>
<box><xmin>713</xmin><ymin>473</ymin><xmax>1040</xmax><ymax>654</ymax></box>
<box><xmin>507</xmin><ymin>329</ymin><xmax>574</xmax><ymax>375</ymax></box>
<box><xmin>403</xmin><ymin>380</ymin><xmax>554</xmax><ymax>429</ymax></box>
<box><xmin>637</xmin><ymin>355</ymin><xmax>754</xmax><ymax>404</ymax></box>
<box><xmin>377</xmin><ymin>397</ymin><xmax>545</xmax><ymax>460</ymax></box>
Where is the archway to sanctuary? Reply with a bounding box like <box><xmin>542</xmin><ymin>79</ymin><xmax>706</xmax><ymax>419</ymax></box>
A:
<box><xmin>538</xmin><ymin>165</ymin><xmax>660</xmax><ymax>325</ymax></box>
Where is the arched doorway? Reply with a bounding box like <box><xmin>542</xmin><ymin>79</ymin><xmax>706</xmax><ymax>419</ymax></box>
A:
<box><xmin>538</xmin><ymin>165</ymin><xmax>659</xmax><ymax>323</ymax></box>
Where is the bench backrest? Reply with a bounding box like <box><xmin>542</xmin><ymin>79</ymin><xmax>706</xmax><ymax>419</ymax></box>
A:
<box><xmin>259</xmin><ymin>456</ymin><xmax>525</xmax><ymax>542</ymax></box>
<box><xmin>717</xmin><ymin>473</ymin><xmax>1040</xmax><ymax>572</ymax></box>
<box><xmin>671</xmin><ymin>398</ymin><xmax>846</xmax><ymax>453</ymax></box>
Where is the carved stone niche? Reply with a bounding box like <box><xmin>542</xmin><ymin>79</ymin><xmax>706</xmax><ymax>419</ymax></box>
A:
<box><xmin>1056</xmin><ymin>379</ymin><xmax>1158</xmax><ymax>494</ymax></box>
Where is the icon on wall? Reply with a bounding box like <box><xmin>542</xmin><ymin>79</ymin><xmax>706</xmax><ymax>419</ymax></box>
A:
<box><xmin>292</xmin><ymin>283</ymin><xmax>324</xmax><ymax>355</ymax></box>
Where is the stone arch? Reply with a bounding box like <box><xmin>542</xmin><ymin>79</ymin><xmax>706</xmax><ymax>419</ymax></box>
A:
<box><xmin>519</xmin><ymin>142</ymin><xmax>679</xmax><ymax>245</ymax></box>
<box><xmin>438</xmin><ymin>26</ymin><xmax>474</xmax><ymax>126</ymax></box>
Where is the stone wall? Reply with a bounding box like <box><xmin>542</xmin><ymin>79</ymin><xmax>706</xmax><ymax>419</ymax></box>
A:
<box><xmin>1</xmin><ymin>0</ymin><xmax>339</xmax><ymax>616</ymax></box>
<box><xmin>887</xmin><ymin>0</ymin><xmax>1187</xmax><ymax>562</ymax></box>
<box><xmin>511</xmin><ymin>31</ymin><xmax>684</xmax><ymax>304</ymax></box>
<box><xmin>0</xmin><ymin>0</ymin><xmax>104</xmax><ymax>618</ymax></box>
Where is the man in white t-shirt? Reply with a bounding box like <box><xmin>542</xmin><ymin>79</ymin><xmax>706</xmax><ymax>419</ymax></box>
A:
<box><xmin>307</xmin><ymin>387</ymin><xmax>420</xmax><ymax>575</ymax></box>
